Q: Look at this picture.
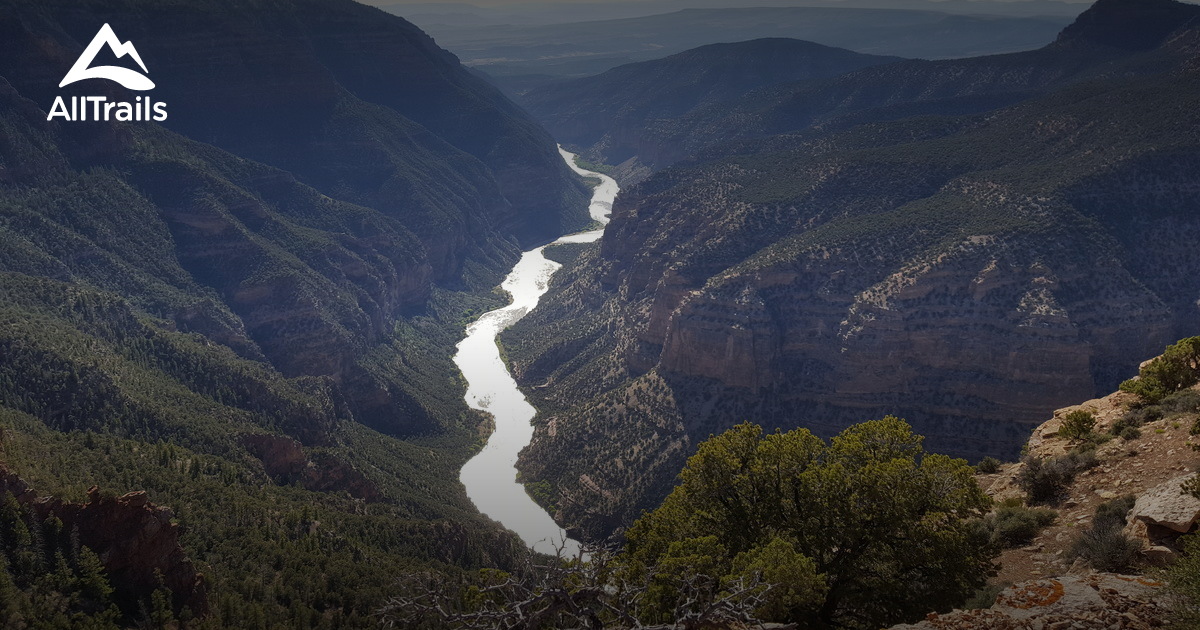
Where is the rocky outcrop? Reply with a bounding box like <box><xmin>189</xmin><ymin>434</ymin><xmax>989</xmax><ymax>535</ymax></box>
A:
<box><xmin>243</xmin><ymin>434</ymin><xmax>383</xmax><ymax>503</ymax></box>
<box><xmin>890</xmin><ymin>384</ymin><xmax>1200</xmax><ymax>628</ymax></box>
<box><xmin>891</xmin><ymin>572</ymin><xmax>1167</xmax><ymax>630</ymax></box>
<box><xmin>0</xmin><ymin>466</ymin><xmax>207</xmax><ymax>616</ymax></box>
<box><xmin>1124</xmin><ymin>474</ymin><xmax>1200</xmax><ymax>549</ymax></box>
<box><xmin>985</xmin><ymin>387</ymin><xmax>1200</xmax><ymax>574</ymax></box>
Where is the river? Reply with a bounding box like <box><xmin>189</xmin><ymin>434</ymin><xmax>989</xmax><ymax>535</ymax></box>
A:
<box><xmin>455</xmin><ymin>147</ymin><xmax>618</xmax><ymax>555</ymax></box>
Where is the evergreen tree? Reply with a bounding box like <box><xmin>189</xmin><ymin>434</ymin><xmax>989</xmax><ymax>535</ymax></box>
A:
<box><xmin>621</xmin><ymin>417</ymin><xmax>995</xmax><ymax>628</ymax></box>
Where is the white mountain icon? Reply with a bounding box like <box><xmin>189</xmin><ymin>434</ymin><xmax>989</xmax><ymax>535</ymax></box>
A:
<box><xmin>59</xmin><ymin>23</ymin><xmax>155</xmax><ymax>91</ymax></box>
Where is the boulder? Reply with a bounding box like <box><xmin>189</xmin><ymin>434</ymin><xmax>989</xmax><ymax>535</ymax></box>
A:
<box><xmin>1124</xmin><ymin>473</ymin><xmax>1200</xmax><ymax>546</ymax></box>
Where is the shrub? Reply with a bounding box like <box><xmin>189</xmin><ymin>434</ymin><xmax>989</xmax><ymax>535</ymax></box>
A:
<box><xmin>975</xmin><ymin>456</ymin><xmax>1002</xmax><ymax>474</ymax></box>
<box><xmin>1095</xmin><ymin>495</ymin><xmax>1137</xmax><ymax>524</ymax></box>
<box><xmin>1126</xmin><ymin>406</ymin><xmax>1164</xmax><ymax>426</ymax></box>
<box><xmin>1182</xmin><ymin>475</ymin><xmax>1200</xmax><ymax>500</ymax></box>
<box><xmin>962</xmin><ymin>582</ymin><xmax>1007</xmax><ymax>610</ymax></box>
<box><xmin>1059</xmin><ymin>410</ymin><xmax>1096</xmax><ymax>440</ymax></box>
<box><xmin>1069</xmin><ymin>496</ymin><xmax>1140</xmax><ymax>572</ymax></box>
<box><xmin>1162</xmin><ymin>390</ymin><xmax>1200</xmax><ymax>415</ymax></box>
<box><xmin>1110</xmin><ymin>407</ymin><xmax>1155</xmax><ymax>440</ymax></box>
<box><xmin>1077</xmin><ymin>431</ymin><xmax>1112</xmax><ymax>450</ymax></box>
<box><xmin>977</xmin><ymin>505</ymin><xmax>1057</xmax><ymax>548</ymax></box>
<box><xmin>1018</xmin><ymin>449</ymin><xmax>1098</xmax><ymax>505</ymax></box>
<box><xmin>1117</xmin><ymin>425</ymin><xmax>1142</xmax><ymax>441</ymax></box>
<box><xmin>621</xmin><ymin>418</ymin><xmax>994</xmax><ymax>629</ymax></box>
<box><xmin>1167</xmin><ymin>534</ymin><xmax>1200</xmax><ymax>627</ymax></box>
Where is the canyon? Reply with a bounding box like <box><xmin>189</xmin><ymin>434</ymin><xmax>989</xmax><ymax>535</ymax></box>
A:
<box><xmin>504</xmin><ymin>0</ymin><xmax>1200</xmax><ymax>540</ymax></box>
<box><xmin>2</xmin><ymin>0</ymin><xmax>1200</xmax><ymax>624</ymax></box>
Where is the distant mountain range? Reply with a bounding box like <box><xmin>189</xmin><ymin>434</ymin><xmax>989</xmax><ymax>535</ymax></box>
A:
<box><xmin>523</xmin><ymin>38</ymin><xmax>904</xmax><ymax>181</ymax></box>
<box><xmin>411</xmin><ymin>5</ymin><xmax>1074</xmax><ymax>93</ymax></box>
<box><xmin>529</xmin><ymin>0</ymin><xmax>1200</xmax><ymax>178</ymax></box>
<box><xmin>384</xmin><ymin>0</ymin><xmax>1089</xmax><ymax>29</ymax></box>
<box><xmin>502</xmin><ymin>0</ymin><xmax>1200</xmax><ymax>541</ymax></box>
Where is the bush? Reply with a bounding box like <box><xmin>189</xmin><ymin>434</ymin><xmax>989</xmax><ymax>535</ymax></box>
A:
<box><xmin>1167</xmin><ymin>534</ymin><xmax>1200</xmax><ymax>627</ymax></box>
<box><xmin>1059</xmin><ymin>410</ymin><xmax>1096</xmax><ymax>440</ymax></box>
<box><xmin>1110</xmin><ymin>408</ymin><xmax>1155</xmax><ymax>440</ymax></box>
<box><xmin>975</xmin><ymin>456</ymin><xmax>1002</xmax><ymax>474</ymax></box>
<box><xmin>1161</xmin><ymin>389</ymin><xmax>1200</xmax><ymax>415</ymax></box>
<box><xmin>1124</xmin><ymin>405</ymin><xmax>1164</xmax><ymax>427</ymax></box>
<box><xmin>1069</xmin><ymin>496</ymin><xmax>1140</xmax><ymax>572</ymax></box>
<box><xmin>621</xmin><ymin>418</ymin><xmax>995</xmax><ymax>629</ymax></box>
<box><xmin>1018</xmin><ymin>449</ymin><xmax>1098</xmax><ymax>505</ymax></box>
<box><xmin>962</xmin><ymin>582</ymin><xmax>1007</xmax><ymax>610</ymax></box>
<box><xmin>977</xmin><ymin>505</ymin><xmax>1057</xmax><ymax>548</ymax></box>
<box><xmin>1117</xmin><ymin>425</ymin><xmax>1142</xmax><ymax>441</ymax></box>
<box><xmin>1182</xmin><ymin>475</ymin><xmax>1200</xmax><ymax>500</ymax></box>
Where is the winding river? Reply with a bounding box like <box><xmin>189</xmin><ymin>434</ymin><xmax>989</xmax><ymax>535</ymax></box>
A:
<box><xmin>455</xmin><ymin>147</ymin><xmax>618</xmax><ymax>555</ymax></box>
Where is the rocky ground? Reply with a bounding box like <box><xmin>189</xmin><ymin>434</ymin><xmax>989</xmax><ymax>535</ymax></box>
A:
<box><xmin>892</xmin><ymin>384</ymin><xmax>1200</xmax><ymax>628</ymax></box>
<box><xmin>987</xmin><ymin>389</ymin><xmax>1199</xmax><ymax>581</ymax></box>
<box><xmin>892</xmin><ymin>571</ymin><xmax>1167</xmax><ymax>630</ymax></box>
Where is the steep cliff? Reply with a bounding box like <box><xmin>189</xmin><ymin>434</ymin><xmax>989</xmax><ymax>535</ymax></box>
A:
<box><xmin>888</xmin><ymin>343</ymin><xmax>1200</xmax><ymax>628</ymax></box>
<box><xmin>503</xmin><ymin>0</ymin><xmax>1200</xmax><ymax>540</ymax></box>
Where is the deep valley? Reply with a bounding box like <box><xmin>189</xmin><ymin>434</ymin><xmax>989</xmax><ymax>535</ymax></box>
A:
<box><xmin>3</xmin><ymin>0</ymin><xmax>1200</xmax><ymax>627</ymax></box>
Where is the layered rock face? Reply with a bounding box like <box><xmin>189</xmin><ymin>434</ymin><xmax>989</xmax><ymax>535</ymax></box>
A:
<box><xmin>504</xmin><ymin>0</ymin><xmax>1200</xmax><ymax>540</ymax></box>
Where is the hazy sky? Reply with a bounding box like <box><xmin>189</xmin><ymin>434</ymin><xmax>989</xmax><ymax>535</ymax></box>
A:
<box><xmin>363</xmin><ymin>0</ymin><xmax>1094</xmax><ymax>6</ymax></box>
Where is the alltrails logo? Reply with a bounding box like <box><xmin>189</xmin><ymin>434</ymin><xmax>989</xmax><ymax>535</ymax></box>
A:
<box><xmin>47</xmin><ymin>24</ymin><xmax>168</xmax><ymax>122</ymax></box>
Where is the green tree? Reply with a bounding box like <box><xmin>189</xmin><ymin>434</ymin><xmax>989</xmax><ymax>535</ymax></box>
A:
<box><xmin>1059</xmin><ymin>410</ymin><xmax>1096</xmax><ymax>440</ymax></box>
<box><xmin>76</xmin><ymin>546</ymin><xmax>114</xmax><ymax>609</ymax></box>
<box><xmin>621</xmin><ymin>417</ymin><xmax>995</xmax><ymax>629</ymax></box>
<box><xmin>1121</xmin><ymin>337</ymin><xmax>1200</xmax><ymax>404</ymax></box>
<box><xmin>728</xmin><ymin>537</ymin><xmax>825</xmax><ymax>621</ymax></box>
